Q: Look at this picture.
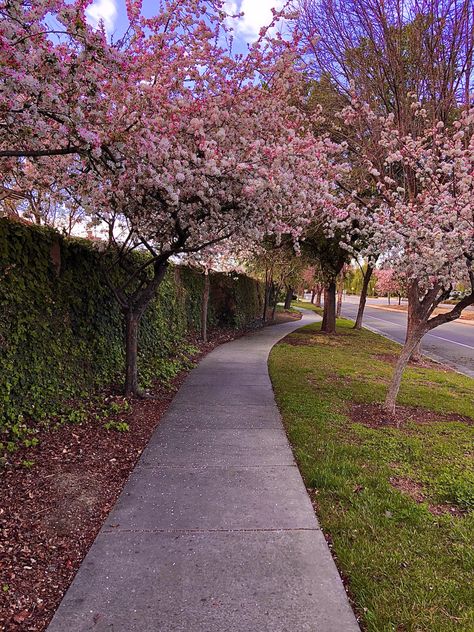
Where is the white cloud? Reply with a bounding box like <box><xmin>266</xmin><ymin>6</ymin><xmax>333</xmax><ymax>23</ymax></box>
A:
<box><xmin>85</xmin><ymin>0</ymin><xmax>118</xmax><ymax>34</ymax></box>
<box><xmin>235</xmin><ymin>0</ymin><xmax>286</xmax><ymax>42</ymax></box>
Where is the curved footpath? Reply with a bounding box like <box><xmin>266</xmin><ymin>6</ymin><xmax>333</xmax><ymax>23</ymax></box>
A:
<box><xmin>47</xmin><ymin>309</ymin><xmax>360</xmax><ymax>632</ymax></box>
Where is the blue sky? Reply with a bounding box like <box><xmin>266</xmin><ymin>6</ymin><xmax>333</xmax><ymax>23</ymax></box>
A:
<box><xmin>85</xmin><ymin>0</ymin><xmax>285</xmax><ymax>53</ymax></box>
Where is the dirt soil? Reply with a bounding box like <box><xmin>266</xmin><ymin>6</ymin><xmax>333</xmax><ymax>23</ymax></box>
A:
<box><xmin>372</xmin><ymin>353</ymin><xmax>454</xmax><ymax>372</ymax></box>
<box><xmin>389</xmin><ymin>476</ymin><xmax>465</xmax><ymax>517</ymax></box>
<box><xmin>0</xmin><ymin>328</ymin><xmax>246</xmax><ymax>632</ymax></box>
<box><xmin>285</xmin><ymin>330</ymin><xmax>349</xmax><ymax>347</ymax></box>
<box><xmin>350</xmin><ymin>402</ymin><xmax>473</xmax><ymax>429</ymax></box>
<box><xmin>350</xmin><ymin>403</ymin><xmax>471</xmax><ymax>517</ymax></box>
<box><xmin>268</xmin><ymin>309</ymin><xmax>303</xmax><ymax>325</ymax></box>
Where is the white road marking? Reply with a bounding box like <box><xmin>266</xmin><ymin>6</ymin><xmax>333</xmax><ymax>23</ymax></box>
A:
<box><xmin>345</xmin><ymin>309</ymin><xmax>474</xmax><ymax>351</ymax></box>
<box><xmin>425</xmin><ymin>334</ymin><xmax>474</xmax><ymax>350</ymax></box>
<box><xmin>363</xmin><ymin>313</ymin><xmax>405</xmax><ymax>327</ymax></box>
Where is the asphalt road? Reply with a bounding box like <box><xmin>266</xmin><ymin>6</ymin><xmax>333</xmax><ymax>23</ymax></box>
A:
<box><xmin>340</xmin><ymin>296</ymin><xmax>474</xmax><ymax>378</ymax></box>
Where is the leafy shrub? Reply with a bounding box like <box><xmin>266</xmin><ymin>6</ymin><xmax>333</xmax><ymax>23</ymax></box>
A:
<box><xmin>0</xmin><ymin>219</ymin><xmax>263</xmax><ymax>444</ymax></box>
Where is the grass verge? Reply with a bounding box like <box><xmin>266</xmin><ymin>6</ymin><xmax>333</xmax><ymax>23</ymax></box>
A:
<box><xmin>269</xmin><ymin>307</ymin><xmax>474</xmax><ymax>632</ymax></box>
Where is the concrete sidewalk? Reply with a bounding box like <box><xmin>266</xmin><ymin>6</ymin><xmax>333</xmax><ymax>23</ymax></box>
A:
<box><xmin>47</xmin><ymin>310</ymin><xmax>360</xmax><ymax>632</ymax></box>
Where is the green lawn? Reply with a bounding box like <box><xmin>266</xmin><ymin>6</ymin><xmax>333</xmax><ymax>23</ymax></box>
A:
<box><xmin>269</xmin><ymin>306</ymin><xmax>474</xmax><ymax>631</ymax></box>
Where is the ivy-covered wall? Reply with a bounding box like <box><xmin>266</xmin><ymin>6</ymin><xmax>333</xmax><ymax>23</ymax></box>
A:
<box><xmin>0</xmin><ymin>219</ymin><xmax>263</xmax><ymax>441</ymax></box>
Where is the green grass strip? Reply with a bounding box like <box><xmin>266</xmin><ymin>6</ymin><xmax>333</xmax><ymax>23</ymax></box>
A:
<box><xmin>269</xmin><ymin>307</ymin><xmax>474</xmax><ymax>631</ymax></box>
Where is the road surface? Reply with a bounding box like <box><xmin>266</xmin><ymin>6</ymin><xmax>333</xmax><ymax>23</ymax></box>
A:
<box><xmin>340</xmin><ymin>296</ymin><xmax>474</xmax><ymax>378</ymax></box>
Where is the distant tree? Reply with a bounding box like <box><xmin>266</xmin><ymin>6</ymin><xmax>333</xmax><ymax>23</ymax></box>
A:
<box><xmin>301</xmin><ymin>225</ymin><xmax>351</xmax><ymax>333</ymax></box>
<box><xmin>247</xmin><ymin>239</ymin><xmax>306</xmax><ymax>321</ymax></box>
<box><xmin>375</xmin><ymin>269</ymin><xmax>404</xmax><ymax>305</ymax></box>
<box><xmin>302</xmin><ymin>265</ymin><xmax>324</xmax><ymax>306</ymax></box>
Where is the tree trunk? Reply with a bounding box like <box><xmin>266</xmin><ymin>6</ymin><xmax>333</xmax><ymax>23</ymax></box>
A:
<box><xmin>354</xmin><ymin>265</ymin><xmax>373</xmax><ymax>330</ymax></box>
<box><xmin>321</xmin><ymin>282</ymin><xmax>337</xmax><ymax>333</ymax></box>
<box><xmin>384</xmin><ymin>329</ymin><xmax>424</xmax><ymax>417</ymax></box>
<box><xmin>385</xmin><ymin>280</ymin><xmax>431</xmax><ymax>413</ymax></box>
<box><xmin>316</xmin><ymin>289</ymin><xmax>322</xmax><ymax>308</ymax></box>
<box><xmin>311</xmin><ymin>289</ymin><xmax>316</xmax><ymax>304</ymax></box>
<box><xmin>411</xmin><ymin>339</ymin><xmax>422</xmax><ymax>361</ymax></box>
<box><xmin>284</xmin><ymin>287</ymin><xmax>293</xmax><ymax>310</ymax></box>
<box><xmin>201</xmin><ymin>270</ymin><xmax>210</xmax><ymax>342</ymax></box>
<box><xmin>336</xmin><ymin>286</ymin><xmax>343</xmax><ymax>318</ymax></box>
<box><xmin>271</xmin><ymin>284</ymin><xmax>281</xmax><ymax>320</ymax></box>
<box><xmin>321</xmin><ymin>288</ymin><xmax>328</xmax><ymax>330</ymax></box>
<box><xmin>263</xmin><ymin>282</ymin><xmax>270</xmax><ymax>322</ymax></box>
<box><xmin>385</xmin><ymin>276</ymin><xmax>474</xmax><ymax>415</ymax></box>
<box><xmin>108</xmin><ymin>259</ymin><xmax>169</xmax><ymax>398</ymax></box>
<box><xmin>266</xmin><ymin>282</ymin><xmax>274</xmax><ymax>321</ymax></box>
<box><xmin>388</xmin><ymin>293</ymin><xmax>391</xmax><ymax>305</ymax></box>
<box><xmin>405</xmin><ymin>297</ymin><xmax>423</xmax><ymax>362</ymax></box>
<box><xmin>398</xmin><ymin>293</ymin><xmax>402</xmax><ymax>305</ymax></box>
<box><xmin>124</xmin><ymin>310</ymin><xmax>140</xmax><ymax>397</ymax></box>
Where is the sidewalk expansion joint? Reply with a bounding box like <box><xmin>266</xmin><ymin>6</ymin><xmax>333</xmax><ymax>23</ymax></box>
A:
<box><xmin>146</xmin><ymin>427</ymin><xmax>283</xmax><ymax>432</ymax></box>
<box><xmin>137</xmin><ymin>463</ymin><xmax>297</xmax><ymax>469</ymax></box>
<box><xmin>101</xmin><ymin>527</ymin><xmax>321</xmax><ymax>535</ymax></box>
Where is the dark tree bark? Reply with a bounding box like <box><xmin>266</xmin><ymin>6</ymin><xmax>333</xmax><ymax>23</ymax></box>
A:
<box><xmin>336</xmin><ymin>284</ymin><xmax>343</xmax><ymax>318</ymax></box>
<box><xmin>354</xmin><ymin>265</ymin><xmax>374</xmax><ymax>330</ymax></box>
<box><xmin>124</xmin><ymin>311</ymin><xmax>140</xmax><ymax>397</ymax></box>
<box><xmin>284</xmin><ymin>286</ymin><xmax>293</xmax><ymax>310</ymax></box>
<box><xmin>108</xmin><ymin>259</ymin><xmax>169</xmax><ymax>398</ymax></box>
<box><xmin>201</xmin><ymin>270</ymin><xmax>210</xmax><ymax>343</ymax></box>
<box><xmin>311</xmin><ymin>288</ymin><xmax>316</xmax><ymax>304</ymax></box>
<box><xmin>263</xmin><ymin>267</ymin><xmax>271</xmax><ymax>322</ymax></box>
<box><xmin>384</xmin><ymin>281</ymin><xmax>429</xmax><ymax>413</ymax></box>
<box><xmin>321</xmin><ymin>282</ymin><xmax>337</xmax><ymax>333</ymax></box>
<box><xmin>0</xmin><ymin>146</ymin><xmax>83</xmax><ymax>158</ymax></box>
<box><xmin>384</xmin><ymin>327</ymin><xmax>424</xmax><ymax>417</ymax></box>
<box><xmin>315</xmin><ymin>288</ymin><xmax>322</xmax><ymax>308</ymax></box>
<box><xmin>271</xmin><ymin>283</ymin><xmax>282</xmax><ymax>320</ymax></box>
<box><xmin>321</xmin><ymin>288</ymin><xmax>328</xmax><ymax>329</ymax></box>
<box><xmin>263</xmin><ymin>289</ymin><xmax>269</xmax><ymax>321</ymax></box>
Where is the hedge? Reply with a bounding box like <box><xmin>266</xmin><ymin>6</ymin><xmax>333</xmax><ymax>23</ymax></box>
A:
<box><xmin>0</xmin><ymin>219</ymin><xmax>263</xmax><ymax>444</ymax></box>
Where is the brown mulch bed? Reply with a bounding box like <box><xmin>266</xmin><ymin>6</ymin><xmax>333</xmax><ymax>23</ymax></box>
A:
<box><xmin>389</xmin><ymin>476</ymin><xmax>465</xmax><ymax>517</ymax></box>
<box><xmin>0</xmin><ymin>327</ymin><xmax>246</xmax><ymax>632</ymax></box>
<box><xmin>350</xmin><ymin>402</ymin><xmax>473</xmax><ymax>429</ymax></box>
<box><xmin>284</xmin><ymin>335</ymin><xmax>314</xmax><ymax>346</ymax></box>
<box><xmin>285</xmin><ymin>331</ymin><xmax>348</xmax><ymax>347</ymax></box>
<box><xmin>267</xmin><ymin>310</ymin><xmax>303</xmax><ymax>325</ymax></box>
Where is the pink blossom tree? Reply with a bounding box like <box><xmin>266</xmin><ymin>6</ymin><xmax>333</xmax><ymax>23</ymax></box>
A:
<box><xmin>374</xmin><ymin>269</ymin><xmax>403</xmax><ymax>304</ymax></box>
<box><xmin>302</xmin><ymin>266</ymin><xmax>324</xmax><ymax>306</ymax></box>
<box><xmin>1</xmin><ymin>0</ymin><xmax>338</xmax><ymax>395</ymax></box>
<box><xmin>345</xmin><ymin>102</ymin><xmax>474</xmax><ymax>413</ymax></box>
<box><xmin>78</xmin><ymin>78</ymin><xmax>336</xmax><ymax>393</ymax></box>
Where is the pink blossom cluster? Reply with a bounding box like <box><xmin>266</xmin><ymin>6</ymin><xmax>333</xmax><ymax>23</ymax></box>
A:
<box><xmin>340</xmin><ymin>97</ymin><xmax>474</xmax><ymax>295</ymax></box>
<box><xmin>374</xmin><ymin>268</ymin><xmax>402</xmax><ymax>296</ymax></box>
<box><xmin>3</xmin><ymin>0</ymin><xmax>472</xmax><ymax>303</ymax></box>
<box><xmin>1</xmin><ymin>0</ymin><xmax>344</xmax><ymax>259</ymax></box>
